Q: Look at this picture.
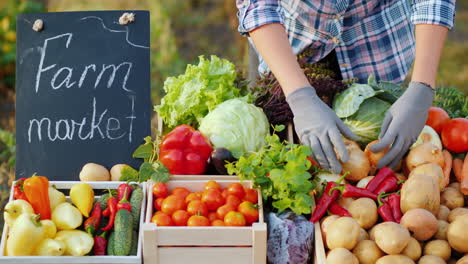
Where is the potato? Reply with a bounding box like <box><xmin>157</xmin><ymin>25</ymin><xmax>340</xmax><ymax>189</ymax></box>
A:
<box><xmin>447</xmin><ymin>215</ymin><xmax>468</xmax><ymax>253</ymax></box>
<box><xmin>326</xmin><ymin>217</ymin><xmax>361</xmax><ymax>250</ymax></box>
<box><xmin>448</xmin><ymin>207</ymin><xmax>468</xmax><ymax>223</ymax></box>
<box><xmin>419</xmin><ymin>255</ymin><xmax>446</xmax><ymax>264</ymax></box>
<box><xmin>441</xmin><ymin>187</ymin><xmax>464</xmax><ymax>210</ymax></box>
<box><xmin>401</xmin><ymin>174</ymin><xmax>440</xmax><ymax>215</ymax></box>
<box><xmin>348</xmin><ymin>198</ymin><xmax>378</xmax><ymax>229</ymax></box>
<box><xmin>449</xmin><ymin>182</ymin><xmax>461</xmax><ymax>191</ymax></box>
<box><xmin>337</xmin><ymin>197</ymin><xmax>355</xmax><ymax>210</ymax></box>
<box><xmin>358</xmin><ymin>228</ymin><xmax>369</xmax><ymax>242</ymax></box>
<box><xmin>353</xmin><ymin>240</ymin><xmax>384</xmax><ymax>264</ymax></box>
<box><xmin>401</xmin><ymin>209</ymin><xmax>438</xmax><ymax>241</ymax></box>
<box><xmin>376</xmin><ymin>254</ymin><xmax>415</xmax><ymax>264</ymax></box>
<box><xmin>326</xmin><ymin>248</ymin><xmax>358</xmax><ymax>264</ymax></box>
<box><xmin>110</xmin><ymin>164</ymin><xmax>130</xmax><ymax>181</ymax></box>
<box><xmin>402</xmin><ymin>237</ymin><xmax>422</xmax><ymax>261</ymax></box>
<box><xmin>449</xmin><ymin>258</ymin><xmax>459</xmax><ymax>264</ymax></box>
<box><xmin>437</xmin><ymin>205</ymin><xmax>450</xmax><ymax>221</ymax></box>
<box><xmin>321</xmin><ymin>215</ymin><xmax>340</xmax><ymax>246</ymax></box>
<box><xmin>456</xmin><ymin>255</ymin><xmax>468</xmax><ymax>264</ymax></box>
<box><xmin>369</xmin><ymin>225</ymin><xmax>377</xmax><ymax>241</ymax></box>
<box><xmin>409</xmin><ymin>163</ymin><xmax>445</xmax><ymax>190</ymax></box>
<box><xmin>434</xmin><ymin>220</ymin><xmax>449</xmax><ymax>240</ymax></box>
<box><xmin>373</xmin><ymin>222</ymin><xmax>411</xmax><ymax>254</ymax></box>
<box><xmin>424</xmin><ymin>240</ymin><xmax>451</xmax><ymax>261</ymax></box>
<box><xmin>79</xmin><ymin>163</ymin><xmax>110</xmax><ymax>181</ymax></box>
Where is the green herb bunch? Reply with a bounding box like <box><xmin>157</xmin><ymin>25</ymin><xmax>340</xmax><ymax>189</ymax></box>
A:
<box><xmin>433</xmin><ymin>86</ymin><xmax>468</xmax><ymax>119</ymax></box>
<box><xmin>226</xmin><ymin>125</ymin><xmax>317</xmax><ymax>215</ymax></box>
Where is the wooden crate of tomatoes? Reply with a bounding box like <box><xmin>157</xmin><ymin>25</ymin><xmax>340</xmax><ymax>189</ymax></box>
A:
<box><xmin>142</xmin><ymin>178</ymin><xmax>267</xmax><ymax>264</ymax></box>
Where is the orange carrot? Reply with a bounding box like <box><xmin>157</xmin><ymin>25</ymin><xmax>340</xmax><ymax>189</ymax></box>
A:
<box><xmin>453</xmin><ymin>158</ymin><xmax>463</xmax><ymax>183</ymax></box>
<box><xmin>461</xmin><ymin>155</ymin><xmax>468</xmax><ymax>195</ymax></box>
<box><xmin>442</xmin><ymin>150</ymin><xmax>452</xmax><ymax>188</ymax></box>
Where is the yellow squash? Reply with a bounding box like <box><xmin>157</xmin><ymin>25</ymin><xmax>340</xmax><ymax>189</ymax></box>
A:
<box><xmin>70</xmin><ymin>183</ymin><xmax>94</xmax><ymax>217</ymax></box>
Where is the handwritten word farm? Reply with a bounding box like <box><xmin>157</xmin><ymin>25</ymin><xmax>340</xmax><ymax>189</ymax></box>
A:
<box><xmin>27</xmin><ymin>33</ymin><xmax>136</xmax><ymax>143</ymax></box>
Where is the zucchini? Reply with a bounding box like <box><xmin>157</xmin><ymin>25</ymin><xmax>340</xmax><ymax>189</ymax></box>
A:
<box><xmin>107</xmin><ymin>231</ymin><xmax>116</xmax><ymax>255</ymax></box>
<box><xmin>130</xmin><ymin>188</ymin><xmax>143</xmax><ymax>230</ymax></box>
<box><xmin>113</xmin><ymin>209</ymin><xmax>133</xmax><ymax>256</ymax></box>
<box><xmin>130</xmin><ymin>230</ymin><xmax>138</xmax><ymax>255</ymax></box>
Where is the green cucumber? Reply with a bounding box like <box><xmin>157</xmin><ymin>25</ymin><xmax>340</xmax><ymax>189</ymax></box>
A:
<box><xmin>113</xmin><ymin>209</ymin><xmax>133</xmax><ymax>256</ymax></box>
<box><xmin>107</xmin><ymin>231</ymin><xmax>116</xmax><ymax>255</ymax></box>
<box><xmin>130</xmin><ymin>230</ymin><xmax>138</xmax><ymax>255</ymax></box>
<box><xmin>96</xmin><ymin>190</ymin><xmax>116</xmax><ymax>211</ymax></box>
<box><xmin>130</xmin><ymin>188</ymin><xmax>143</xmax><ymax>230</ymax></box>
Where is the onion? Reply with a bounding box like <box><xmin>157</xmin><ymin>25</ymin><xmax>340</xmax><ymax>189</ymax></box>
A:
<box><xmin>405</xmin><ymin>142</ymin><xmax>445</xmax><ymax>172</ymax></box>
<box><xmin>411</xmin><ymin>125</ymin><xmax>442</xmax><ymax>150</ymax></box>
<box><xmin>364</xmin><ymin>140</ymin><xmax>389</xmax><ymax>175</ymax></box>
<box><xmin>356</xmin><ymin>176</ymin><xmax>374</xmax><ymax>189</ymax></box>
<box><xmin>315</xmin><ymin>172</ymin><xmax>344</xmax><ymax>193</ymax></box>
<box><xmin>341</xmin><ymin>139</ymin><xmax>371</xmax><ymax>181</ymax></box>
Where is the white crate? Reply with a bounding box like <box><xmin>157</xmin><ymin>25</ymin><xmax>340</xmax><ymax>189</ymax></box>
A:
<box><xmin>0</xmin><ymin>181</ymin><xmax>146</xmax><ymax>264</ymax></box>
<box><xmin>142</xmin><ymin>178</ymin><xmax>267</xmax><ymax>264</ymax></box>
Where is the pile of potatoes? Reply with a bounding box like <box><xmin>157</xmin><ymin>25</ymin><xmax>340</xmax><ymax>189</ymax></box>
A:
<box><xmin>323</xmin><ymin>155</ymin><xmax>468</xmax><ymax>264</ymax></box>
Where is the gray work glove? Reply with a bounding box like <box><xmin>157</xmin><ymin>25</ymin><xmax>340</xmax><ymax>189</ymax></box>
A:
<box><xmin>286</xmin><ymin>86</ymin><xmax>360</xmax><ymax>173</ymax></box>
<box><xmin>370</xmin><ymin>81</ymin><xmax>435</xmax><ymax>168</ymax></box>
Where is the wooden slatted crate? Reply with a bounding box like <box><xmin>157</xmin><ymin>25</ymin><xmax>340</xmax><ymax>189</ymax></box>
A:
<box><xmin>142</xmin><ymin>178</ymin><xmax>267</xmax><ymax>264</ymax></box>
<box><xmin>0</xmin><ymin>181</ymin><xmax>146</xmax><ymax>264</ymax></box>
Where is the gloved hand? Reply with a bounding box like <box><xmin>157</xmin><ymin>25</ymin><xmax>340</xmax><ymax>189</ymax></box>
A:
<box><xmin>286</xmin><ymin>86</ymin><xmax>360</xmax><ymax>173</ymax></box>
<box><xmin>370</xmin><ymin>82</ymin><xmax>434</xmax><ymax>168</ymax></box>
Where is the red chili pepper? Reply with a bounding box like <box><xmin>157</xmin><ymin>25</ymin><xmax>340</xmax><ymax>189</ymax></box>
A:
<box><xmin>331</xmin><ymin>184</ymin><xmax>378</xmax><ymax>200</ymax></box>
<box><xmin>117</xmin><ymin>189</ymin><xmax>132</xmax><ymax>212</ymax></box>
<box><xmin>117</xmin><ymin>183</ymin><xmax>133</xmax><ymax>201</ymax></box>
<box><xmin>329</xmin><ymin>202</ymin><xmax>351</xmax><ymax>217</ymax></box>
<box><xmin>84</xmin><ymin>202</ymin><xmax>102</xmax><ymax>235</ymax></box>
<box><xmin>103</xmin><ymin>208</ymin><xmax>110</xmax><ymax>217</ymax></box>
<box><xmin>13</xmin><ymin>178</ymin><xmax>28</xmax><ymax>201</ymax></box>
<box><xmin>377</xmin><ymin>193</ymin><xmax>396</xmax><ymax>222</ymax></box>
<box><xmin>373</xmin><ymin>176</ymin><xmax>399</xmax><ymax>195</ymax></box>
<box><xmin>93</xmin><ymin>232</ymin><xmax>107</xmax><ymax>256</ymax></box>
<box><xmin>366</xmin><ymin>167</ymin><xmax>395</xmax><ymax>192</ymax></box>
<box><xmin>310</xmin><ymin>182</ymin><xmax>340</xmax><ymax>223</ymax></box>
<box><xmin>101</xmin><ymin>197</ymin><xmax>118</xmax><ymax>231</ymax></box>
<box><xmin>159</xmin><ymin>125</ymin><xmax>213</xmax><ymax>175</ymax></box>
<box><xmin>388</xmin><ymin>193</ymin><xmax>402</xmax><ymax>223</ymax></box>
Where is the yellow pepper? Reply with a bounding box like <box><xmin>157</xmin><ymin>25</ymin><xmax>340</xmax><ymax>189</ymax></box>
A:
<box><xmin>48</xmin><ymin>186</ymin><xmax>66</xmax><ymax>211</ymax></box>
<box><xmin>70</xmin><ymin>183</ymin><xmax>94</xmax><ymax>217</ymax></box>
<box><xmin>3</xmin><ymin>199</ymin><xmax>34</xmax><ymax>228</ymax></box>
<box><xmin>55</xmin><ymin>230</ymin><xmax>94</xmax><ymax>256</ymax></box>
<box><xmin>41</xmin><ymin>220</ymin><xmax>57</xmax><ymax>238</ymax></box>
<box><xmin>51</xmin><ymin>202</ymin><xmax>82</xmax><ymax>230</ymax></box>
<box><xmin>6</xmin><ymin>213</ymin><xmax>45</xmax><ymax>256</ymax></box>
<box><xmin>33</xmin><ymin>238</ymin><xmax>65</xmax><ymax>256</ymax></box>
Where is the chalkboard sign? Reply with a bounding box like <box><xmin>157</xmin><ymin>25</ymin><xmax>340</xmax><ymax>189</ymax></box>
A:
<box><xmin>16</xmin><ymin>11</ymin><xmax>151</xmax><ymax>180</ymax></box>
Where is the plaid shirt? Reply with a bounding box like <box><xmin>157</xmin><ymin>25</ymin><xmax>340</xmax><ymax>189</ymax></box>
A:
<box><xmin>236</xmin><ymin>0</ymin><xmax>456</xmax><ymax>83</ymax></box>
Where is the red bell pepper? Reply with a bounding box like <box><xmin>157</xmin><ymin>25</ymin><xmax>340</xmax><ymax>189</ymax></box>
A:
<box><xmin>366</xmin><ymin>167</ymin><xmax>395</xmax><ymax>192</ymax></box>
<box><xmin>373</xmin><ymin>176</ymin><xmax>399</xmax><ymax>195</ymax></box>
<box><xmin>388</xmin><ymin>193</ymin><xmax>402</xmax><ymax>223</ymax></box>
<box><xmin>329</xmin><ymin>202</ymin><xmax>351</xmax><ymax>217</ymax></box>
<box><xmin>310</xmin><ymin>182</ymin><xmax>340</xmax><ymax>223</ymax></box>
<box><xmin>117</xmin><ymin>183</ymin><xmax>132</xmax><ymax>201</ymax></box>
<box><xmin>331</xmin><ymin>184</ymin><xmax>378</xmax><ymax>200</ymax></box>
<box><xmin>117</xmin><ymin>189</ymin><xmax>132</xmax><ymax>212</ymax></box>
<box><xmin>159</xmin><ymin>125</ymin><xmax>213</xmax><ymax>175</ymax></box>
<box><xmin>13</xmin><ymin>178</ymin><xmax>28</xmax><ymax>201</ymax></box>
<box><xmin>377</xmin><ymin>193</ymin><xmax>395</xmax><ymax>222</ymax></box>
<box><xmin>93</xmin><ymin>232</ymin><xmax>107</xmax><ymax>256</ymax></box>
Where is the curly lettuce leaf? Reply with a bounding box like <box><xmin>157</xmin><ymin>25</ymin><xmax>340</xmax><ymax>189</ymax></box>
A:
<box><xmin>154</xmin><ymin>55</ymin><xmax>240</xmax><ymax>128</ymax></box>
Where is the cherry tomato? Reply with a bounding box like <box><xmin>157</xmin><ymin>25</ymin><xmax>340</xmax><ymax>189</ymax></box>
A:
<box><xmin>187</xmin><ymin>200</ymin><xmax>208</xmax><ymax>217</ymax></box>
<box><xmin>171</xmin><ymin>187</ymin><xmax>191</xmax><ymax>199</ymax></box>
<box><xmin>187</xmin><ymin>215</ymin><xmax>210</xmax><ymax>226</ymax></box>
<box><xmin>201</xmin><ymin>189</ymin><xmax>225</xmax><ymax>211</ymax></box>
<box><xmin>172</xmin><ymin>210</ymin><xmax>190</xmax><ymax>226</ymax></box>
<box><xmin>151</xmin><ymin>212</ymin><xmax>173</xmax><ymax>226</ymax></box>
<box><xmin>243</xmin><ymin>188</ymin><xmax>258</xmax><ymax>204</ymax></box>
<box><xmin>216</xmin><ymin>204</ymin><xmax>236</xmax><ymax>220</ymax></box>
<box><xmin>154</xmin><ymin>197</ymin><xmax>164</xmax><ymax>211</ymax></box>
<box><xmin>204</xmin><ymin>180</ymin><xmax>220</xmax><ymax>191</ymax></box>
<box><xmin>426</xmin><ymin>107</ymin><xmax>450</xmax><ymax>134</ymax></box>
<box><xmin>208</xmin><ymin>212</ymin><xmax>219</xmax><ymax>222</ymax></box>
<box><xmin>237</xmin><ymin>201</ymin><xmax>259</xmax><ymax>224</ymax></box>
<box><xmin>224</xmin><ymin>211</ymin><xmax>246</xmax><ymax>226</ymax></box>
<box><xmin>161</xmin><ymin>195</ymin><xmax>186</xmax><ymax>215</ymax></box>
<box><xmin>185</xmin><ymin>192</ymin><xmax>202</xmax><ymax>204</ymax></box>
<box><xmin>211</xmin><ymin>220</ymin><xmax>225</xmax><ymax>226</ymax></box>
<box><xmin>153</xmin><ymin>182</ymin><xmax>169</xmax><ymax>199</ymax></box>
<box><xmin>441</xmin><ymin>118</ymin><xmax>468</xmax><ymax>153</ymax></box>
<box><xmin>227</xmin><ymin>183</ymin><xmax>245</xmax><ymax>199</ymax></box>
<box><xmin>225</xmin><ymin>195</ymin><xmax>242</xmax><ymax>209</ymax></box>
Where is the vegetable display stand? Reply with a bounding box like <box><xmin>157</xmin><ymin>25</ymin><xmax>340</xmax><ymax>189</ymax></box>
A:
<box><xmin>0</xmin><ymin>181</ymin><xmax>146</xmax><ymax>264</ymax></box>
<box><xmin>142</xmin><ymin>178</ymin><xmax>267</xmax><ymax>264</ymax></box>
